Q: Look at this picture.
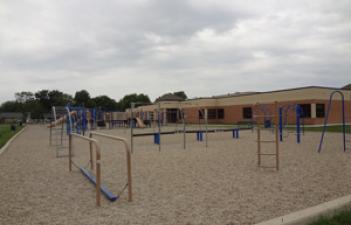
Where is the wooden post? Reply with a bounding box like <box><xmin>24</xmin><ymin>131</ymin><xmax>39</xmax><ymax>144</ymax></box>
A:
<box><xmin>130</xmin><ymin>103</ymin><xmax>135</xmax><ymax>154</ymax></box>
<box><xmin>275</xmin><ymin>101</ymin><xmax>279</xmax><ymax>171</ymax></box>
<box><xmin>257</xmin><ymin>125</ymin><xmax>261</xmax><ymax>167</ymax></box>
<box><xmin>95</xmin><ymin>146</ymin><xmax>101</xmax><ymax>207</ymax></box>
<box><xmin>60</xmin><ymin>121</ymin><xmax>64</xmax><ymax>145</ymax></box>
<box><xmin>158</xmin><ymin>102</ymin><xmax>161</xmax><ymax>152</ymax></box>
<box><xmin>89</xmin><ymin>133</ymin><xmax>94</xmax><ymax>170</ymax></box>
<box><xmin>205</xmin><ymin>108</ymin><xmax>208</xmax><ymax>148</ymax></box>
<box><xmin>126</xmin><ymin>149</ymin><xmax>133</xmax><ymax>202</ymax></box>
<box><xmin>49</xmin><ymin>125</ymin><xmax>52</xmax><ymax>146</ymax></box>
<box><xmin>182</xmin><ymin>110</ymin><xmax>186</xmax><ymax>150</ymax></box>
<box><xmin>69</xmin><ymin>134</ymin><xmax>72</xmax><ymax>172</ymax></box>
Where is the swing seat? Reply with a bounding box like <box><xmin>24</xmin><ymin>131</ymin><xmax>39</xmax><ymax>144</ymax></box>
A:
<box><xmin>80</xmin><ymin>167</ymin><xmax>119</xmax><ymax>202</ymax></box>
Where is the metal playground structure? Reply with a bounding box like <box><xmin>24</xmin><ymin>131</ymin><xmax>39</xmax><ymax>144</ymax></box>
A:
<box><xmin>48</xmin><ymin>106</ymin><xmax>133</xmax><ymax>206</ymax></box>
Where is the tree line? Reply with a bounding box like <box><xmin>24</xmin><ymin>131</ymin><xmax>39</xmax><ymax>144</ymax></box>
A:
<box><xmin>0</xmin><ymin>90</ymin><xmax>187</xmax><ymax>119</ymax></box>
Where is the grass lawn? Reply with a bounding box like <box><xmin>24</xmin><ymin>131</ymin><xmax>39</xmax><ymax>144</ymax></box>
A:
<box><xmin>0</xmin><ymin>124</ymin><xmax>24</xmax><ymax>148</ymax></box>
<box><xmin>286</xmin><ymin>125</ymin><xmax>351</xmax><ymax>133</ymax></box>
<box><xmin>309</xmin><ymin>210</ymin><xmax>351</xmax><ymax>225</ymax></box>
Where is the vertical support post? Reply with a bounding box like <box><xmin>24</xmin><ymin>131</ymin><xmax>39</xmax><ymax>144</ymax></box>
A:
<box><xmin>342</xmin><ymin>98</ymin><xmax>346</xmax><ymax>151</ymax></box>
<box><xmin>279</xmin><ymin>107</ymin><xmax>283</xmax><ymax>142</ymax></box>
<box><xmin>182</xmin><ymin>110</ymin><xmax>186</xmax><ymax>150</ymax></box>
<box><xmin>60</xmin><ymin>121</ymin><xmax>64</xmax><ymax>145</ymax></box>
<box><xmin>257</xmin><ymin>125</ymin><xmax>261</xmax><ymax>167</ymax></box>
<box><xmin>69</xmin><ymin>134</ymin><xmax>72</xmax><ymax>172</ymax></box>
<box><xmin>126</xmin><ymin>149</ymin><xmax>132</xmax><ymax>202</ymax></box>
<box><xmin>49</xmin><ymin>125</ymin><xmax>52</xmax><ymax>146</ymax></box>
<box><xmin>205</xmin><ymin>108</ymin><xmax>208</xmax><ymax>148</ymax></box>
<box><xmin>158</xmin><ymin>102</ymin><xmax>161</xmax><ymax>152</ymax></box>
<box><xmin>296</xmin><ymin>105</ymin><xmax>301</xmax><ymax>144</ymax></box>
<box><xmin>95</xmin><ymin>148</ymin><xmax>101</xmax><ymax>207</ymax></box>
<box><xmin>89</xmin><ymin>133</ymin><xmax>94</xmax><ymax>170</ymax></box>
<box><xmin>275</xmin><ymin>101</ymin><xmax>279</xmax><ymax>171</ymax></box>
<box><xmin>130</xmin><ymin>103</ymin><xmax>135</xmax><ymax>154</ymax></box>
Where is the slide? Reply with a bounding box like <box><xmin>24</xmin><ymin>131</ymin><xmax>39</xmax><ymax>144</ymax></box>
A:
<box><xmin>135</xmin><ymin>117</ymin><xmax>146</xmax><ymax>128</ymax></box>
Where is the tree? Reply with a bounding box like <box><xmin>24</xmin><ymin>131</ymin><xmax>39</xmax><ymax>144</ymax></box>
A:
<box><xmin>173</xmin><ymin>91</ymin><xmax>187</xmax><ymax>100</ymax></box>
<box><xmin>15</xmin><ymin>91</ymin><xmax>34</xmax><ymax>103</ymax></box>
<box><xmin>74</xmin><ymin>90</ymin><xmax>91</xmax><ymax>107</ymax></box>
<box><xmin>48</xmin><ymin>90</ymin><xmax>73</xmax><ymax>106</ymax></box>
<box><xmin>117</xmin><ymin>93</ymin><xmax>151</xmax><ymax>111</ymax></box>
<box><xmin>91</xmin><ymin>95</ymin><xmax>119</xmax><ymax>111</ymax></box>
<box><xmin>34</xmin><ymin>89</ymin><xmax>52</xmax><ymax>112</ymax></box>
<box><xmin>0</xmin><ymin>101</ymin><xmax>23</xmax><ymax>112</ymax></box>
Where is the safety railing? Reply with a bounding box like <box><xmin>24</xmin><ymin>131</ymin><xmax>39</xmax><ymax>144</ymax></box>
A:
<box><xmin>89</xmin><ymin>131</ymin><xmax>132</xmax><ymax>202</ymax></box>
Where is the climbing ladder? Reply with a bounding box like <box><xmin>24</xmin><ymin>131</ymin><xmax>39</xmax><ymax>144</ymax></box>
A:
<box><xmin>50</xmin><ymin>106</ymin><xmax>69</xmax><ymax>157</ymax></box>
<box><xmin>255</xmin><ymin>102</ymin><xmax>279</xmax><ymax>171</ymax></box>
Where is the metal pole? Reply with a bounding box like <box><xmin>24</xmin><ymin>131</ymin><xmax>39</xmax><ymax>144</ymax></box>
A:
<box><xmin>182</xmin><ymin>110</ymin><xmax>186</xmax><ymax>149</ymax></box>
<box><xmin>158</xmin><ymin>102</ymin><xmax>161</xmax><ymax>152</ymax></box>
<box><xmin>342</xmin><ymin>96</ymin><xmax>346</xmax><ymax>151</ymax></box>
<box><xmin>69</xmin><ymin>134</ymin><xmax>72</xmax><ymax>172</ymax></box>
<box><xmin>279</xmin><ymin>107</ymin><xmax>283</xmax><ymax>142</ymax></box>
<box><xmin>130</xmin><ymin>103</ymin><xmax>135</xmax><ymax>154</ymax></box>
<box><xmin>275</xmin><ymin>102</ymin><xmax>279</xmax><ymax>170</ymax></box>
<box><xmin>205</xmin><ymin>108</ymin><xmax>208</xmax><ymax>148</ymax></box>
<box><xmin>296</xmin><ymin>105</ymin><xmax>301</xmax><ymax>144</ymax></box>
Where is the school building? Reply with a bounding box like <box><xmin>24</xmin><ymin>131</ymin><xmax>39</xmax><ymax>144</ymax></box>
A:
<box><xmin>133</xmin><ymin>85</ymin><xmax>351</xmax><ymax>126</ymax></box>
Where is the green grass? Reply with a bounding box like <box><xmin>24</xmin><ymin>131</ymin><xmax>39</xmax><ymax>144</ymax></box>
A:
<box><xmin>0</xmin><ymin>124</ymin><xmax>24</xmax><ymax>148</ymax></box>
<box><xmin>286</xmin><ymin>125</ymin><xmax>351</xmax><ymax>133</ymax></box>
<box><xmin>309</xmin><ymin>210</ymin><xmax>351</xmax><ymax>225</ymax></box>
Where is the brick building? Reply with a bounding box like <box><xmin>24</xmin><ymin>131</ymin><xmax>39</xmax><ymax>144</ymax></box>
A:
<box><xmin>133</xmin><ymin>86</ymin><xmax>351</xmax><ymax>125</ymax></box>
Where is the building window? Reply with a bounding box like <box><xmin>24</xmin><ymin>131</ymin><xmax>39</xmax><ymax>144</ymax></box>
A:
<box><xmin>243</xmin><ymin>107</ymin><xmax>252</xmax><ymax>119</ymax></box>
<box><xmin>208</xmin><ymin>109</ymin><xmax>217</xmax><ymax>119</ymax></box>
<box><xmin>316</xmin><ymin>104</ymin><xmax>325</xmax><ymax>118</ymax></box>
<box><xmin>198</xmin><ymin>109</ymin><xmax>204</xmax><ymax>119</ymax></box>
<box><xmin>206</xmin><ymin>108</ymin><xmax>225</xmax><ymax>120</ymax></box>
<box><xmin>218</xmin><ymin>109</ymin><xmax>224</xmax><ymax>119</ymax></box>
<box><xmin>300</xmin><ymin>104</ymin><xmax>311</xmax><ymax>118</ymax></box>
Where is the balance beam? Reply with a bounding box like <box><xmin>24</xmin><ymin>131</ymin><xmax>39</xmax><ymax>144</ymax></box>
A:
<box><xmin>80</xmin><ymin>167</ymin><xmax>118</xmax><ymax>202</ymax></box>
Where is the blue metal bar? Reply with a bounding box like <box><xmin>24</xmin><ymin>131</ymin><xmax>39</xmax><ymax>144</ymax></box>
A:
<box><xmin>279</xmin><ymin>107</ymin><xmax>283</xmax><ymax>142</ymax></box>
<box><xmin>296</xmin><ymin>105</ymin><xmax>301</xmax><ymax>144</ymax></box>
<box><xmin>80</xmin><ymin>167</ymin><xmax>118</xmax><ymax>202</ymax></box>
<box><xmin>318</xmin><ymin>91</ymin><xmax>346</xmax><ymax>152</ymax></box>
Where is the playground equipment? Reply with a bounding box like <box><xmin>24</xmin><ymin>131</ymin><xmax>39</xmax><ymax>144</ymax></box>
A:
<box><xmin>318</xmin><ymin>91</ymin><xmax>347</xmax><ymax>153</ymax></box>
<box><xmin>254</xmin><ymin>102</ymin><xmax>279</xmax><ymax>171</ymax></box>
<box><xmin>66</xmin><ymin>105</ymin><xmax>87</xmax><ymax>135</ymax></box>
<box><xmin>66</xmin><ymin>107</ymin><xmax>133</xmax><ymax>206</ymax></box>
<box><xmin>279</xmin><ymin>104</ymin><xmax>303</xmax><ymax>143</ymax></box>
<box><xmin>130</xmin><ymin>102</ymin><xmax>186</xmax><ymax>152</ymax></box>
<box><xmin>130</xmin><ymin>104</ymin><xmax>242</xmax><ymax>152</ymax></box>
<box><xmin>255</xmin><ymin>103</ymin><xmax>274</xmax><ymax>129</ymax></box>
<box><xmin>49</xmin><ymin>106</ymin><xmax>76</xmax><ymax>157</ymax></box>
<box><xmin>89</xmin><ymin>131</ymin><xmax>132</xmax><ymax>202</ymax></box>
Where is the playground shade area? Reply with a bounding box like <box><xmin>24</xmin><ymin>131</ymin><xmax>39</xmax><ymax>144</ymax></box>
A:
<box><xmin>1</xmin><ymin>125</ymin><xmax>351</xmax><ymax>225</ymax></box>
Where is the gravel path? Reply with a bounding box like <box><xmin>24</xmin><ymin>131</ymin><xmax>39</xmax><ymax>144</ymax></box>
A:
<box><xmin>0</xmin><ymin>125</ymin><xmax>350</xmax><ymax>225</ymax></box>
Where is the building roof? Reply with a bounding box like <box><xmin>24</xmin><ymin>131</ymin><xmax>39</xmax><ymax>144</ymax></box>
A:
<box><xmin>189</xmin><ymin>85</ymin><xmax>346</xmax><ymax>101</ymax></box>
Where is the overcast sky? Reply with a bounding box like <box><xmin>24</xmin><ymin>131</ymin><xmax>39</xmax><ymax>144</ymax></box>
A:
<box><xmin>0</xmin><ymin>0</ymin><xmax>350</xmax><ymax>103</ymax></box>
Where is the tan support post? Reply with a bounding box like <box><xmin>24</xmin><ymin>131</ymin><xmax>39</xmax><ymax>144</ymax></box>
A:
<box><xmin>69</xmin><ymin>134</ymin><xmax>72</xmax><ymax>172</ymax></box>
<box><xmin>89</xmin><ymin>133</ymin><xmax>94</xmax><ymax>170</ymax></box>
<box><xmin>96</xmin><ymin>149</ymin><xmax>101</xmax><ymax>207</ymax></box>
<box><xmin>257</xmin><ymin>124</ymin><xmax>261</xmax><ymax>167</ymax></box>
<box><xmin>275</xmin><ymin>101</ymin><xmax>279</xmax><ymax>171</ymax></box>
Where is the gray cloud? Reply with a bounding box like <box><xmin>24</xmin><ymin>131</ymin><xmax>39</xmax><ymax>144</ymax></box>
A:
<box><xmin>0</xmin><ymin>0</ymin><xmax>350</xmax><ymax>103</ymax></box>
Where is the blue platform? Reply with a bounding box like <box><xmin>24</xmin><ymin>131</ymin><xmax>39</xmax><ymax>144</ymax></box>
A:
<box><xmin>80</xmin><ymin>167</ymin><xmax>119</xmax><ymax>202</ymax></box>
